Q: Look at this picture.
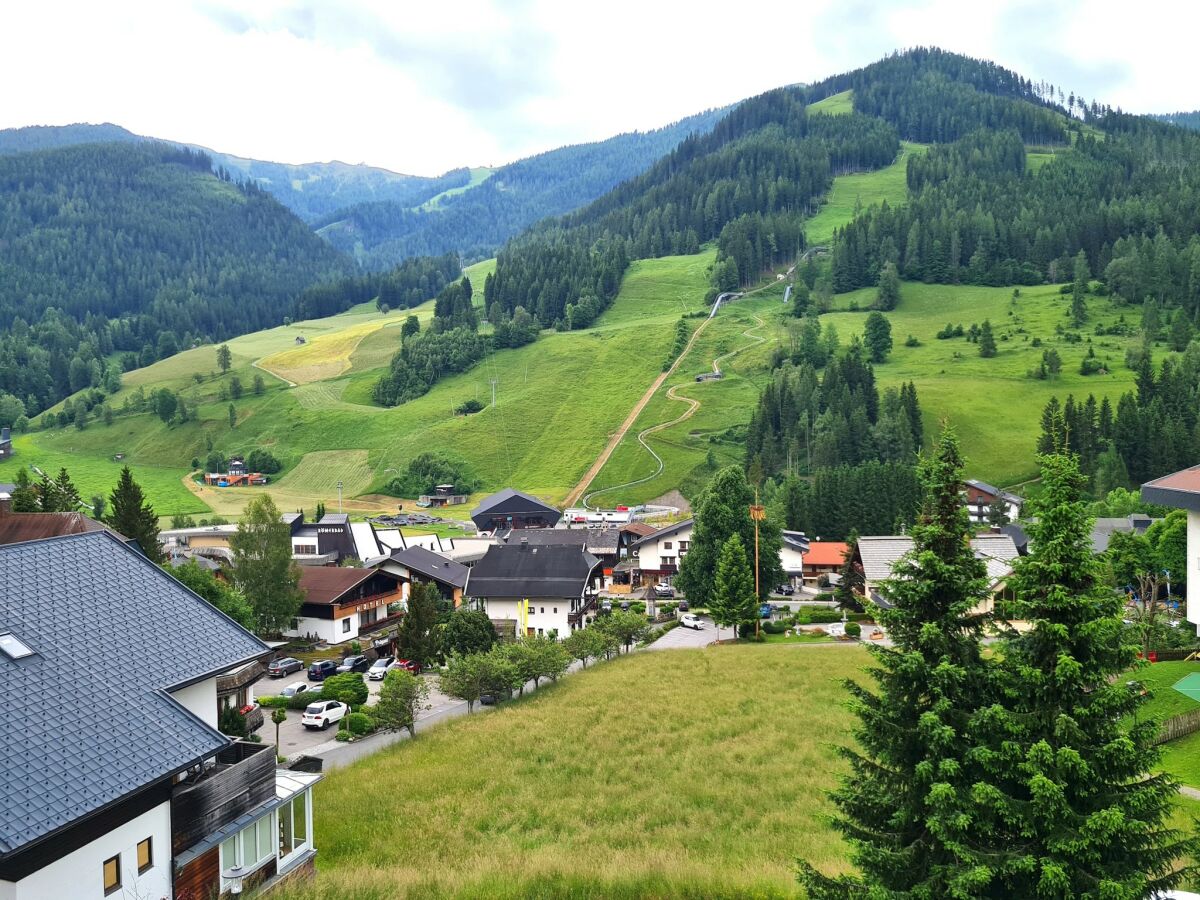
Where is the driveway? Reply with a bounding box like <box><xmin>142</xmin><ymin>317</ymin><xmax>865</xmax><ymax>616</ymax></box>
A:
<box><xmin>646</xmin><ymin>617</ymin><xmax>716</xmax><ymax>649</ymax></box>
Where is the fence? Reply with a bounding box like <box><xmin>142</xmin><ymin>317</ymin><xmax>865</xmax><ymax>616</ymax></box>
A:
<box><xmin>1156</xmin><ymin>707</ymin><xmax>1200</xmax><ymax>745</ymax></box>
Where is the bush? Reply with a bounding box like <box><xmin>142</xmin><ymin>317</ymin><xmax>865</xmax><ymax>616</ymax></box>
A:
<box><xmin>334</xmin><ymin>731</ymin><xmax>351</xmax><ymax>742</ymax></box>
<box><xmin>257</xmin><ymin>695</ymin><xmax>287</xmax><ymax>709</ymax></box>
<box><xmin>218</xmin><ymin>706</ymin><xmax>247</xmax><ymax>737</ymax></box>
<box><xmin>845</xmin><ymin>622</ymin><xmax>862</xmax><ymax>638</ymax></box>
<box><xmin>346</xmin><ymin>712</ymin><xmax>376</xmax><ymax>736</ymax></box>
<box><xmin>287</xmin><ymin>692</ymin><xmax>317</xmax><ymax>710</ymax></box>
<box><xmin>738</xmin><ymin>622</ymin><xmax>755</xmax><ymax>638</ymax></box>
<box><xmin>246</xmin><ymin>448</ymin><xmax>282</xmax><ymax>474</ymax></box>
<box><xmin>763</xmin><ymin>621</ymin><xmax>788</xmax><ymax>634</ymax></box>
<box><xmin>813</xmin><ymin>593</ymin><xmax>834</xmax><ymax>602</ymax></box>
<box><xmin>904</xmin><ymin>334</ymin><xmax>920</xmax><ymax>347</ymax></box>
<box><xmin>455</xmin><ymin>399</ymin><xmax>484</xmax><ymax>416</ymax></box>
<box><xmin>384</xmin><ymin>451</ymin><xmax>481</xmax><ymax>498</ymax></box>
<box><xmin>321</xmin><ymin>673</ymin><xmax>369</xmax><ymax>707</ymax></box>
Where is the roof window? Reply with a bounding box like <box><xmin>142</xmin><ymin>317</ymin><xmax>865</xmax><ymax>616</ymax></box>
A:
<box><xmin>0</xmin><ymin>631</ymin><xmax>34</xmax><ymax>660</ymax></box>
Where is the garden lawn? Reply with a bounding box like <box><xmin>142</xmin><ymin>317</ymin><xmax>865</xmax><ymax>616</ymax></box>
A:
<box><xmin>281</xmin><ymin>644</ymin><xmax>862</xmax><ymax>899</ymax></box>
<box><xmin>1131</xmin><ymin>660</ymin><xmax>1200</xmax><ymax>723</ymax></box>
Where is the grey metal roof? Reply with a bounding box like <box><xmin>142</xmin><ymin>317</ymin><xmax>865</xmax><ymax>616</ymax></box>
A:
<box><xmin>500</xmin><ymin>527</ymin><xmax>621</xmax><ymax>556</ymax></box>
<box><xmin>470</xmin><ymin>488</ymin><xmax>560</xmax><ymax>523</ymax></box>
<box><xmin>781</xmin><ymin>530</ymin><xmax>810</xmax><ymax>553</ymax></box>
<box><xmin>858</xmin><ymin>533</ymin><xmax>1019</xmax><ymax>588</ymax></box>
<box><xmin>389</xmin><ymin>545</ymin><xmax>469</xmax><ymax>589</ymax></box>
<box><xmin>1091</xmin><ymin>515</ymin><xmax>1159</xmax><ymax>554</ymax></box>
<box><xmin>964</xmin><ymin>479</ymin><xmax>1023</xmax><ymax>505</ymax></box>
<box><xmin>467</xmin><ymin>544</ymin><xmax>599</xmax><ymax>599</ymax></box>
<box><xmin>0</xmin><ymin>531</ymin><xmax>269</xmax><ymax>857</ymax></box>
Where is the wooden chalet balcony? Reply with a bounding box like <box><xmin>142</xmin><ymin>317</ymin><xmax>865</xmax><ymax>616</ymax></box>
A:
<box><xmin>569</xmin><ymin>595</ymin><xmax>598</xmax><ymax>626</ymax></box>
<box><xmin>171</xmin><ymin>739</ymin><xmax>276</xmax><ymax>855</ymax></box>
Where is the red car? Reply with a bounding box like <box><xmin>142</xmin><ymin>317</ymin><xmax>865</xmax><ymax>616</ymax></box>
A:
<box><xmin>388</xmin><ymin>659</ymin><xmax>420</xmax><ymax>675</ymax></box>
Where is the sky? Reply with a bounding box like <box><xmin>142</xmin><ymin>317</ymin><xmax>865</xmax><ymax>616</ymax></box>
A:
<box><xmin>1</xmin><ymin>0</ymin><xmax>1196</xmax><ymax>176</ymax></box>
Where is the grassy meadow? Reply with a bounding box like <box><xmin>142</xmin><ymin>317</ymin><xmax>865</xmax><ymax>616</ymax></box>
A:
<box><xmin>1</xmin><ymin>252</ymin><xmax>714</xmax><ymax>518</ymax></box>
<box><xmin>804</xmin><ymin>142</ymin><xmax>925</xmax><ymax>247</ymax></box>
<box><xmin>282</xmin><ymin>644</ymin><xmax>863</xmax><ymax>899</ymax></box>
<box><xmin>824</xmin><ymin>281</ymin><xmax>1145</xmax><ymax>483</ymax></box>
<box><xmin>807</xmin><ymin>89</ymin><xmax>854</xmax><ymax>116</ymax></box>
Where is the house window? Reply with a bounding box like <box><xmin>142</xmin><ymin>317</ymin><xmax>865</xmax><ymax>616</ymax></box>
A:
<box><xmin>221</xmin><ymin>814</ymin><xmax>276</xmax><ymax>887</ymax></box>
<box><xmin>680</xmin><ymin>541</ymin><xmax>689</xmax><ymax>551</ymax></box>
<box><xmin>103</xmin><ymin>855</ymin><xmax>120</xmax><ymax>894</ymax></box>
<box><xmin>278</xmin><ymin>791</ymin><xmax>312</xmax><ymax>868</ymax></box>
<box><xmin>664</xmin><ymin>541</ymin><xmax>672</xmax><ymax>550</ymax></box>
<box><xmin>137</xmin><ymin>838</ymin><xmax>153</xmax><ymax>874</ymax></box>
<box><xmin>540</xmin><ymin>607</ymin><xmax>545</xmax><ymax>614</ymax></box>
<box><xmin>553</xmin><ymin>607</ymin><xmax>558</xmax><ymax>614</ymax></box>
<box><xmin>294</xmin><ymin>543</ymin><xmax>317</xmax><ymax>555</ymax></box>
<box><xmin>342</xmin><ymin>618</ymin><xmax>351</xmax><ymax>633</ymax></box>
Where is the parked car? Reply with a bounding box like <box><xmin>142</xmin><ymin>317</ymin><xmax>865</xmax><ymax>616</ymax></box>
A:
<box><xmin>677</xmin><ymin>599</ymin><xmax>690</xmax><ymax>612</ymax></box>
<box><xmin>301</xmin><ymin>700</ymin><xmax>348</xmax><ymax>730</ymax></box>
<box><xmin>620</xmin><ymin>600</ymin><xmax>631</xmax><ymax>611</ymax></box>
<box><xmin>307</xmin><ymin>659</ymin><xmax>338</xmax><ymax>681</ymax></box>
<box><xmin>367</xmin><ymin>657</ymin><xmax>395</xmax><ymax>680</ymax></box>
<box><xmin>267</xmin><ymin>656</ymin><xmax>303</xmax><ymax>678</ymax></box>
<box><xmin>389</xmin><ymin>659</ymin><xmax>420</xmax><ymax>674</ymax></box>
<box><xmin>759</xmin><ymin>603</ymin><xmax>773</xmax><ymax>619</ymax></box>
<box><xmin>775</xmin><ymin>583</ymin><xmax>795</xmax><ymax>596</ymax></box>
<box><xmin>600</xmin><ymin>600</ymin><xmax>613</xmax><ymax>614</ymax></box>
<box><xmin>653</xmin><ymin>582</ymin><xmax>675</xmax><ymax>598</ymax></box>
<box><xmin>337</xmin><ymin>654</ymin><xmax>370</xmax><ymax>673</ymax></box>
<box><xmin>279</xmin><ymin>682</ymin><xmax>311</xmax><ymax>699</ymax></box>
<box><xmin>680</xmin><ymin>613</ymin><xmax>704</xmax><ymax>630</ymax></box>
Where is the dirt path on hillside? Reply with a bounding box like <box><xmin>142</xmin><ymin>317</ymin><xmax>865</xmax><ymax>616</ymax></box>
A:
<box><xmin>563</xmin><ymin>313</ymin><xmax>716</xmax><ymax>507</ymax></box>
<box><xmin>575</xmin><ymin>313</ymin><xmax>767</xmax><ymax>508</ymax></box>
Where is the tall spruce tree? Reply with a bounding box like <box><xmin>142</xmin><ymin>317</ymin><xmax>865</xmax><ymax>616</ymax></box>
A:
<box><xmin>395</xmin><ymin>582</ymin><xmax>441</xmax><ymax>669</ymax></box>
<box><xmin>107</xmin><ymin>466</ymin><xmax>164</xmax><ymax>563</ymax></box>
<box><xmin>964</xmin><ymin>454</ymin><xmax>1199</xmax><ymax>897</ymax></box>
<box><xmin>800</xmin><ymin>428</ymin><xmax>992</xmax><ymax>897</ymax></box>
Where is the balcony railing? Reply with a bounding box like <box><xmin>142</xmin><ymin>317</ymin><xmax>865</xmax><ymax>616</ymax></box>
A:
<box><xmin>569</xmin><ymin>595</ymin><xmax>598</xmax><ymax>626</ymax></box>
<box><xmin>171</xmin><ymin>740</ymin><xmax>276</xmax><ymax>855</ymax></box>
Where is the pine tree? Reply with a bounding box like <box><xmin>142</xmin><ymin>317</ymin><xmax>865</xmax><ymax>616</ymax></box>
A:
<box><xmin>800</xmin><ymin>428</ymin><xmax>992</xmax><ymax>897</ymax></box>
<box><xmin>1071</xmin><ymin>249</ymin><xmax>1090</xmax><ymax>324</ymax></box>
<box><xmin>1169</xmin><ymin>307</ymin><xmax>1193</xmax><ymax>351</ymax></box>
<box><xmin>40</xmin><ymin>467</ymin><xmax>82</xmax><ymax>512</ymax></box>
<box><xmin>395</xmin><ymin>582</ymin><xmax>441</xmax><ymax>669</ymax></box>
<box><xmin>964</xmin><ymin>454</ymin><xmax>1199</xmax><ymax>896</ymax></box>
<box><xmin>1093</xmin><ymin>442</ymin><xmax>1130</xmax><ymax>496</ymax></box>
<box><xmin>832</xmin><ymin>532</ymin><xmax>863</xmax><ymax>610</ymax></box>
<box><xmin>107</xmin><ymin>466</ymin><xmax>164</xmax><ymax>563</ymax></box>
<box><xmin>228</xmin><ymin>494</ymin><xmax>303</xmax><ymax>633</ymax></box>
<box><xmin>875</xmin><ymin>261</ymin><xmax>901</xmax><ymax>311</ymax></box>
<box><xmin>216</xmin><ymin>343</ymin><xmax>232</xmax><ymax>374</ymax></box>
<box><xmin>862</xmin><ymin>311</ymin><xmax>893</xmax><ymax>363</ymax></box>
<box><xmin>978</xmin><ymin>318</ymin><xmax>997</xmax><ymax>357</ymax></box>
<box><xmin>709</xmin><ymin>534</ymin><xmax>756</xmax><ymax>641</ymax></box>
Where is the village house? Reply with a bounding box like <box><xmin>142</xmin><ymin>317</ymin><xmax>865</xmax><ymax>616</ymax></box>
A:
<box><xmin>779</xmin><ymin>530</ymin><xmax>810</xmax><ymax>589</ymax></box>
<box><xmin>498</xmin><ymin>526</ymin><xmax>634</xmax><ymax>588</ymax></box>
<box><xmin>285</xmin><ymin>567</ymin><xmax>403</xmax><ymax>645</ymax></box>
<box><xmin>470</xmin><ymin>488</ymin><xmax>561</xmax><ymax>533</ymax></box>
<box><xmin>466</xmin><ymin>541</ymin><xmax>601</xmax><ymax>638</ymax></box>
<box><xmin>161</xmin><ymin>511</ymin><xmax>378</xmax><ymax>568</ymax></box>
<box><xmin>377</xmin><ymin>544</ymin><xmax>470</xmax><ymax>606</ymax></box>
<box><xmin>0</xmin><ymin>530</ymin><xmax>320</xmax><ymax>899</ymax></box>
<box><xmin>962</xmin><ymin>479</ymin><xmax>1024</xmax><ymax>525</ymax></box>
<box><xmin>855</xmin><ymin>533</ymin><xmax>1021</xmax><ymax>616</ymax></box>
<box><xmin>1090</xmin><ymin>512</ymin><xmax>1157</xmax><ymax>554</ymax></box>
<box><xmin>1141</xmin><ymin>465</ymin><xmax>1200</xmax><ymax>634</ymax></box>
<box><xmin>802</xmin><ymin>540</ymin><xmax>849</xmax><ymax>585</ymax></box>
<box><xmin>630</xmin><ymin>519</ymin><xmax>693</xmax><ymax>587</ymax></box>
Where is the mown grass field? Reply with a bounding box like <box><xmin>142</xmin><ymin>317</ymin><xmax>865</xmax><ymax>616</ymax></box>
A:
<box><xmin>824</xmin><ymin>281</ymin><xmax>1146</xmax><ymax>483</ymax></box>
<box><xmin>808</xmin><ymin>89</ymin><xmax>854</xmax><ymax>116</ymax></box>
<box><xmin>804</xmin><ymin>142</ymin><xmax>926</xmax><ymax>247</ymax></box>
<box><xmin>418</xmin><ymin>166</ymin><xmax>496</xmax><ymax>210</ymax></box>
<box><xmin>282</xmin><ymin>645</ymin><xmax>862</xmax><ymax>899</ymax></box>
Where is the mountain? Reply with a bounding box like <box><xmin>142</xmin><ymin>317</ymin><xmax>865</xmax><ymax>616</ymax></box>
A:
<box><xmin>0</xmin><ymin>122</ymin><xmax>461</xmax><ymax>224</ymax></box>
<box><xmin>313</xmin><ymin>106</ymin><xmax>730</xmax><ymax>269</ymax></box>
<box><xmin>0</xmin><ymin>141</ymin><xmax>351</xmax><ymax>417</ymax></box>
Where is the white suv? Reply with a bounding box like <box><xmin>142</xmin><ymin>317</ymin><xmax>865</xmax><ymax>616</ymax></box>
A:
<box><xmin>301</xmin><ymin>700</ymin><xmax>348</xmax><ymax>730</ymax></box>
<box><xmin>680</xmin><ymin>613</ymin><xmax>703</xmax><ymax>630</ymax></box>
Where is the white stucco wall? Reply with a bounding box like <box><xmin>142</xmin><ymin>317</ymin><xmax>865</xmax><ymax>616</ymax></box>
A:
<box><xmin>779</xmin><ymin>546</ymin><xmax>805</xmax><ymax>580</ymax></box>
<box><xmin>169</xmin><ymin>676</ymin><xmax>219</xmax><ymax>729</ymax></box>
<box><xmin>1188</xmin><ymin>510</ymin><xmax>1200</xmax><ymax>630</ymax></box>
<box><xmin>284</xmin><ymin>613</ymin><xmax>358</xmax><ymax>645</ymax></box>
<box><xmin>483</xmin><ymin>598</ymin><xmax>578</xmax><ymax>637</ymax></box>
<box><xmin>637</xmin><ymin>526</ymin><xmax>692</xmax><ymax>573</ymax></box>
<box><xmin>5</xmin><ymin>801</ymin><xmax>171</xmax><ymax>900</ymax></box>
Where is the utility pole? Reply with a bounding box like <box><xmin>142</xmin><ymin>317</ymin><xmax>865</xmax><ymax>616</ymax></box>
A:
<box><xmin>750</xmin><ymin>489</ymin><xmax>765</xmax><ymax>638</ymax></box>
<box><xmin>489</xmin><ymin>378</ymin><xmax>499</xmax><ymax>407</ymax></box>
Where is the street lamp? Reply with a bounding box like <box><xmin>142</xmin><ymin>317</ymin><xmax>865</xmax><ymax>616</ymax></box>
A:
<box><xmin>221</xmin><ymin>865</ymin><xmax>246</xmax><ymax>895</ymax></box>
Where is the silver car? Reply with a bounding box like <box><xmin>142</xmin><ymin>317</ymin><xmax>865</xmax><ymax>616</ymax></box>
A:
<box><xmin>367</xmin><ymin>656</ymin><xmax>394</xmax><ymax>680</ymax></box>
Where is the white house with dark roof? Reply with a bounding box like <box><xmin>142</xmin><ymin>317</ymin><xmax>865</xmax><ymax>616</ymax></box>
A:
<box><xmin>0</xmin><ymin>531</ymin><xmax>320</xmax><ymax>899</ymax></box>
<box><xmin>962</xmin><ymin>479</ymin><xmax>1024</xmax><ymax>524</ymax></box>
<box><xmin>1142</xmin><ymin>465</ymin><xmax>1200</xmax><ymax>633</ymax></box>
<box><xmin>466</xmin><ymin>542</ymin><xmax>601</xmax><ymax>637</ymax></box>
<box><xmin>631</xmin><ymin>519</ymin><xmax>693</xmax><ymax>586</ymax></box>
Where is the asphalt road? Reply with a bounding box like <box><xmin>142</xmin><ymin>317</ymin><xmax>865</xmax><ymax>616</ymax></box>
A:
<box><xmin>645</xmin><ymin>616</ymin><xmax>716</xmax><ymax>649</ymax></box>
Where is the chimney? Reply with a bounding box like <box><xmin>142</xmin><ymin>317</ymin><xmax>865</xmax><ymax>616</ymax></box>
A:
<box><xmin>519</xmin><ymin>537</ymin><xmax>529</xmax><ymax>551</ymax></box>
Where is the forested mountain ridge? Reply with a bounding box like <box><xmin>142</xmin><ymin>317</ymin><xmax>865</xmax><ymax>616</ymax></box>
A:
<box><xmin>0</xmin><ymin>141</ymin><xmax>351</xmax><ymax>419</ymax></box>
<box><xmin>314</xmin><ymin>105</ymin><xmax>730</xmax><ymax>270</ymax></box>
<box><xmin>0</xmin><ymin>122</ymin><xmax>463</xmax><ymax>223</ymax></box>
<box><xmin>1153</xmin><ymin>111</ymin><xmax>1200</xmax><ymax>131</ymax></box>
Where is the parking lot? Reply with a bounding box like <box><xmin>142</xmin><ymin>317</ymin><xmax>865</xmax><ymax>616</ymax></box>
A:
<box><xmin>254</xmin><ymin>670</ymin><xmax>463</xmax><ymax>757</ymax></box>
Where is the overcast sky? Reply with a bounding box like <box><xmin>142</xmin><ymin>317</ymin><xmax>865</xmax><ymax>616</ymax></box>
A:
<box><xmin>2</xmin><ymin>0</ymin><xmax>1195</xmax><ymax>175</ymax></box>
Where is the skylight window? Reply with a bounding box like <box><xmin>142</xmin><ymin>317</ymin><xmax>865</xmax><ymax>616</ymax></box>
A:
<box><xmin>0</xmin><ymin>632</ymin><xmax>34</xmax><ymax>660</ymax></box>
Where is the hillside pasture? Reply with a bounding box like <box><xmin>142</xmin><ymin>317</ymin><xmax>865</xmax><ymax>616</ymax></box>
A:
<box><xmin>825</xmin><ymin>281</ymin><xmax>1145</xmax><ymax>483</ymax></box>
<box><xmin>259</xmin><ymin>318</ymin><xmax>403</xmax><ymax>384</ymax></box>
<box><xmin>804</xmin><ymin>141</ymin><xmax>926</xmax><ymax>247</ymax></box>
<box><xmin>282</xmin><ymin>645</ymin><xmax>862</xmax><ymax>899</ymax></box>
<box><xmin>808</xmin><ymin>89</ymin><xmax>854</xmax><ymax>115</ymax></box>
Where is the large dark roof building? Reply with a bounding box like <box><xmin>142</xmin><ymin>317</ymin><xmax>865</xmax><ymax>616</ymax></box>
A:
<box><xmin>470</xmin><ymin>488</ymin><xmax>561</xmax><ymax>532</ymax></box>
<box><xmin>467</xmin><ymin>543</ymin><xmax>599</xmax><ymax>600</ymax></box>
<box><xmin>0</xmin><ymin>531</ymin><xmax>271</xmax><ymax>890</ymax></box>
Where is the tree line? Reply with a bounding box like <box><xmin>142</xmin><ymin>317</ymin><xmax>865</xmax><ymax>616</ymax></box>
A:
<box><xmin>294</xmin><ymin>253</ymin><xmax>461</xmax><ymax>320</ymax></box>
